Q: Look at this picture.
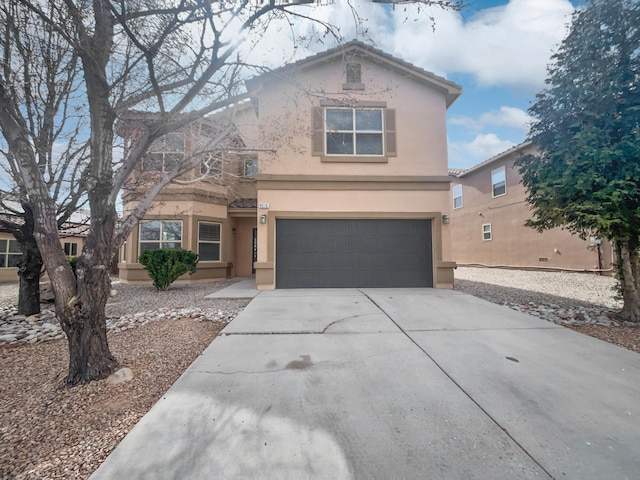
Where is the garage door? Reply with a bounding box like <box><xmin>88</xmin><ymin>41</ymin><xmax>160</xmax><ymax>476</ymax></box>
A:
<box><xmin>276</xmin><ymin>219</ymin><xmax>433</xmax><ymax>288</ymax></box>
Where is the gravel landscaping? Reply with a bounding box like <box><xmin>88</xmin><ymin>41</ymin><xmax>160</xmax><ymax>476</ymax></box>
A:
<box><xmin>1</xmin><ymin>268</ymin><xmax>639</xmax><ymax>479</ymax></box>
<box><xmin>0</xmin><ymin>279</ymin><xmax>249</xmax><ymax>480</ymax></box>
<box><xmin>455</xmin><ymin>267</ymin><xmax>640</xmax><ymax>353</ymax></box>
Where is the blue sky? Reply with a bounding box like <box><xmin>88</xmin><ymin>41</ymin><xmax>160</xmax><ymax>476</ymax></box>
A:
<box><xmin>248</xmin><ymin>0</ymin><xmax>580</xmax><ymax>169</ymax></box>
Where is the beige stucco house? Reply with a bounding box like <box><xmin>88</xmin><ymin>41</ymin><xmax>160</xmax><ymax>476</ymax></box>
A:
<box><xmin>449</xmin><ymin>142</ymin><xmax>614</xmax><ymax>273</ymax></box>
<box><xmin>0</xmin><ymin>205</ymin><xmax>88</xmax><ymax>283</ymax></box>
<box><xmin>119</xmin><ymin>41</ymin><xmax>462</xmax><ymax>289</ymax></box>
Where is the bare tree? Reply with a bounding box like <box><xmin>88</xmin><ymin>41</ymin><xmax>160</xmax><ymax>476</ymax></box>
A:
<box><xmin>1</xmin><ymin>0</ymin><xmax>462</xmax><ymax>384</ymax></box>
<box><xmin>0</xmin><ymin>1</ymin><xmax>88</xmax><ymax>316</ymax></box>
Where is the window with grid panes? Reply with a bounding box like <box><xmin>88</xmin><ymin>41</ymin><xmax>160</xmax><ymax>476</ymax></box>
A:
<box><xmin>0</xmin><ymin>239</ymin><xmax>22</xmax><ymax>268</ymax></box>
<box><xmin>139</xmin><ymin>220</ymin><xmax>182</xmax><ymax>253</ymax></box>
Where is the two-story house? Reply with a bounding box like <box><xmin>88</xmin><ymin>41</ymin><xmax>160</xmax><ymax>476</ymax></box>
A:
<box><xmin>119</xmin><ymin>41</ymin><xmax>462</xmax><ymax>289</ymax></box>
<box><xmin>449</xmin><ymin>142</ymin><xmax>614</xmax><ymax>273</ymax></box>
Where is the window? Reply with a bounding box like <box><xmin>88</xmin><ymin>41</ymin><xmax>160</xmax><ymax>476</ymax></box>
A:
<box><xmin>452</xmin><ymin>184</ymin><xmax>463</xmax><ymax>209</ymax></box>
<box><xmin>200</xmin><ymin>155</ymin><xmax>222</xmax><ymax>176</ymax></box>
<box><xmin>482</xmin><ymin>224</ymin><xmax>492</xmax><ymax>241</ymax></box>
<box><xmin>120</xmin><ymin>241</ymin><xmax>127</xmax><ymax>263</ymax></box>
<box><xmin>139</xmin><ymin>220</ymin><xmax>182</xmax><ymax>252</ymax></box>
<box><xmin>312</xmin><ymin>106</ymin><xmax>396</xmax><ymax>159</ymax></box>
<box><xmin>64</xmin><ymin>242</ymin><xmax>78</xmax><ymax>256</ymax></box>
<box><xmin>244</xmin><ymin>158</ymin><xmax>258</xmax><ymax>178</ymax></box>
<box><xmin>325</xmin><ymin>108</ymin><xmax>384</xmax><ymax>156</ymax></box>
<box><xmin>492</xmin><ymin>166</ymin><xmax>506</xmax><ymax>197</ymax></box>
<box><xmin>198</xmin><ymin>222</ymin><xmax>221</xmax><ymax>261</ymax></box>
<box><xmin>144</xmin><ymin>133</ymin><xmax>184</xmax><ymax>172</ymax></box>
<box><xmin>0</xmin><ymin>239</ymin><xmax>22</xmax><ymax>268</ymax></box>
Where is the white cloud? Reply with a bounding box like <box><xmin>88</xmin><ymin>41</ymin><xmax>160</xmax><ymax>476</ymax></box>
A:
<box><xmin>449</xmin><ymin>133</ymin><xmax>516</xmax><ymax>168</ymax></box>
<box><xmin>389</xmin><ymin>0</ymin><xmax>575</xmax><ymax>91</ymax></box>
<box><xmin>480</xmin><ymin>106</ymin><xmax>533</xmax><ymax>131</ymax></box>
<box><xmin>240</xmin><ymin>0</ymin><xmax>574</xmax><ymax>91</ymax></box>
<box><xmin>451</xmin><ymin>106</ymin><xmax>533</xmax><ymax>133</ymax></box>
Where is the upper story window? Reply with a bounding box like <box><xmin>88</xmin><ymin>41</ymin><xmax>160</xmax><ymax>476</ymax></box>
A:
<box><xmin>482</xmin><ymin>224</ymin><xmax>492</xmax><ymax>241</ymax></box>
<box><xmin>200</xmin><ymin>154</ymin><xmax>222</xmax><ymax>176</ymax></box>
<box><xmin>64</xmin><ymin>242</ymin><xmax>78</xmax><ymax>256</ymax></box>
<box><xmin>326</xmin><ymin>108</ymin><xmax>383</xmax><ymax>156</ymax></box>
<box><xmin>0</xmin><ymin>239</ymin><xmax>21</xmax><ymax>268</ymax></box>
<box><xmin>139</xmin><ymin>220</ymin><xmax>182</xmax><ymax>252</ymax></box>
<box><xmin>145</xmin><ymin>133</ymin><xmax>184</xmax><ymax>172</ymax></box>
<box><xmin>312</xmin><ymin>105</ymin><xmax>396</xmax><ymax>161</ymax></box>
<box><xmin>452</xmin><ymin>184</ymin><xmax>463</xmax><ymax>209</ymax></box>
<box><xmin>491</xmin><ymin>166</ymin><xmax>506</xmax><ymax>197</ymax></box>
<box><xmin>244</xmin><ymin>158</ymin><xmax>258</xmax><ymax>178</ymax></box>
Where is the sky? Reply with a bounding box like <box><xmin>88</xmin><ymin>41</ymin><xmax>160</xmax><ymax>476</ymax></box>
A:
<box><xmin>243</xmin><ymin>0</ymin><xmax>580</xmax><ymax>169</ymax></box>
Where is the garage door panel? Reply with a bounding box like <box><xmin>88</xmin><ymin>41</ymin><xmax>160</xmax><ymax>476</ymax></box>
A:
<box><xmin>276</xmin><ymin>219</ymin><xmax>433</xmax><ymax>288</ymax></box>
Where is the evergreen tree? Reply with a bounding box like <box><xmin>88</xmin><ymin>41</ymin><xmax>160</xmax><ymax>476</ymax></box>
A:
<box><xmin>517</xmin><ymin>0</ymin><xmax>640</xmax><ymax>321</ymax></box>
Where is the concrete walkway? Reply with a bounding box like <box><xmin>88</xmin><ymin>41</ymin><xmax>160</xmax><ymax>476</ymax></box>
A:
<box><xmin>205</xmin><ymin>276</ymin><xmax>261</xmax><ymax>299</ymax></box>
<box><xmin>91</xmin><ymin>288</ymin><xmax>640</xmax><ymax>479</ymax></box>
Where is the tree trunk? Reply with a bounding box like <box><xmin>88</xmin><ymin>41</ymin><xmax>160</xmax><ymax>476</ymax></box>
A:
<box><xmin>619</xmin><ymin>242</ymin><xmax>640</xmax><ymax>323</ymax></box>
<box><xmin>65</xmin><ymin>207</ymin><xmax>119</xmax><ymax>384</ymax></box>
<box><xmin>16</xmin><ymin>233</ymin><xmax>42</xmax><ymax>316</ymax></box>
<box><xmin>15</xmin><ymin>205</ymin><xmax>42</xmax><ymax>316</ymax></box>
<box><xmin>29</xmin><ymin>199</ymin><xmax>118</xmax><ymax>385</ymax></box>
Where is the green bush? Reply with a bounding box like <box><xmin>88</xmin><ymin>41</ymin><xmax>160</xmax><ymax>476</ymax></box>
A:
<box><xmin>67</xmin><ymin>256</ymin><xmax>79</xmax><ymax>277</ymax></box>
<box><xmin>138</xmin><ymin>249</ymin><xmax>198</xmax><ymax>291</ymax></box>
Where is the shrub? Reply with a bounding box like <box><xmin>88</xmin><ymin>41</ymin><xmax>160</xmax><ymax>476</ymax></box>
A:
<box><xmin>138</xmin><ymin>249</ymin><xmax>198</xmax><ymax>291</ymax></box>
<box><xmin>67</xmin><ymin>256</ymin><xmax>79</xmax><ymax>277</ymax></box>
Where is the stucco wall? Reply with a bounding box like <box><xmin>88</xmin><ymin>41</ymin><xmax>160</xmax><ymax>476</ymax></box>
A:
<box><xmin>450</xmin><ymin>150</ymin><xmax>614</xmax><ymax>272</ymax></box>
<box><xmin>0</xmin><ymin>233</ymin><xmax>86</xmax><ymax>284</ymax></box>
<box><xmin>256</xmin><ymin>57</ymin><xmax>450</xmax><ymax>177</ymax></box>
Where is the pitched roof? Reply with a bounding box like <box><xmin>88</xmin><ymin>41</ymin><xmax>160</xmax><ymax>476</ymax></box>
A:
<box><xmin>455</xmin><ymin>141</ymin><xmax>534</xmax><ymax>178</ymax></box>
<box><xmin>246</xmin><ymin>40</ymin><xmax>462</xmax><ymax>107</ymax></box>
<box><xmin>448</xmin><ymin>168</ymin><xmax>467</xmax><ymax>177</ymax></box>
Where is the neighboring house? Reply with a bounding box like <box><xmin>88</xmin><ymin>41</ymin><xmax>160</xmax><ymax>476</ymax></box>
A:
<box><xmin>0</xmin><ymin>201</ymin><xmax>89</xmax><ymax>283</ymax></box>
<box><xmin>449</xmin><ymin>142</ymin><xmax>614</xmax><ymax>273</ymax></box>
<box><xmin>119</xmin><ymin>40</ymin><xmax>462</xmax><ymax>289</ymax></box>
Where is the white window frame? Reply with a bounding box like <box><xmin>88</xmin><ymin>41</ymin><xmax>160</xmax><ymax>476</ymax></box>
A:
<box><xmin>452</xmin><ymin>184</ymin><xmax>463</xmax><ymax>209</ymax></box>
<box><xmin>325</xmin><ymin>107</ymin><xmax>384</xmax><ymax>156</ymax></box>
<box><xmin>120</xmin><ymin>241</ymin><xmax>127</xmax><ymax>263</ymax></box>
<box><xmin>482</xmin><ymin>224</ymin><xmax>492</xmax><ymax>241</ymax></box>
<box><xmin>63</xmin><ymin>241</ymin><xmax>79</xmax><ymax>256</ymax></box>
<box><xmin>0</xmin><ymin>239</ymin><xmax>22</xmax><ymax>268</ymax></box>
<box><xmin>243</xmin><ymin>157</ymin><xmax>258</xmax><ymax>178</ymax></box>
<box><xmin>198</xmin><ymin>221</ymin><xmax>222</xmax><ymax>261</ymax></box>
<box><xmin>491</xmin><ymin>166</ymin><xmax>506</xmax><ymax>198</ymax></box>
<box><xmin>139</xmin><ymin>220</ymin><xmax>183</xmax><ymax>253</ymax></box>
<box><xmin>145</xmin><ymin>133</ymin><xmax>184</xmax><ymax>172</ymax></box>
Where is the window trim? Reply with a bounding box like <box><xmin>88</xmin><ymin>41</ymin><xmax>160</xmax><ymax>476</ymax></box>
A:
<box><xmin>482</xmin><ymin>224</ymin><xmax>492</xmax><ymax>241</ymax></box>
<box><xmin>198</xmin><ymin>221</ymin><xmax>222</xmax><ymax>262</ymax></box>
<box><xmin>452</xmin><ymin>184</ymin><xmax>463</xmax><ymax>209</ymax></box>
<box><xmin>312</xmin><ymin>104</ymin><xmax>396</xmax><ymax>162</ymax></box>
<box><xmin>145</xmin><ymin>133</ymin><xmax>185</xmax><ymax>173</ymax></box>
<box><xmin>63</xmin><ymin>241</ymin><xmax>79</xmax><ymax>257</ymax></box>
<box><xmin>138</xmin><ymin>220</ymin><xmax>183</xmax><ymax>254</ymax></box>
<box><xmin>0</xmin><ymin>238</ymin><xmax>22</xmax><ymax>268</ymax></box>
<box><xmin>243</xmin><ymin>157</ymin><xmax>258</xmax><ymax>178</ymax></box>
<box><xmin>491</xmin><ymin>166</ymin><xmax>507</xmax><ymax>198</ymax></box>
<box><xmin>324</xmin><ymin>107</ymin><xmax>385</xmax><ymax>157</ymax></box>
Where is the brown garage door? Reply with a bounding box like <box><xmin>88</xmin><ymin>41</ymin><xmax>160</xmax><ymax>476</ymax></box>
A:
<box><xmin>276</xmin><ymin>219</ymin><xmax>433</xmax><ymax>288</ymax></box>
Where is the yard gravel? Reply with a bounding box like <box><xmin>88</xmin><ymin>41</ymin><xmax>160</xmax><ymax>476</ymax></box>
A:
<box><xmin>0</xmin><ymin>279</ymin><xmax>249</xmax><ymax>480</ymax></box>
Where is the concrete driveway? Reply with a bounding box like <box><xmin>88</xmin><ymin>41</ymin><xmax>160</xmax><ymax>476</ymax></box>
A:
<box><xmin>91</xmin><ymin>289</ymin><xmax>640</xmax><ymax>479</ymax></box>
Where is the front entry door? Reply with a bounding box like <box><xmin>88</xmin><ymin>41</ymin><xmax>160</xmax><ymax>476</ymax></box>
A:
<box><xmin>252</xmin><ymin>228</ymin><xmax>257</xmax><ymax>274</ymax></box>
